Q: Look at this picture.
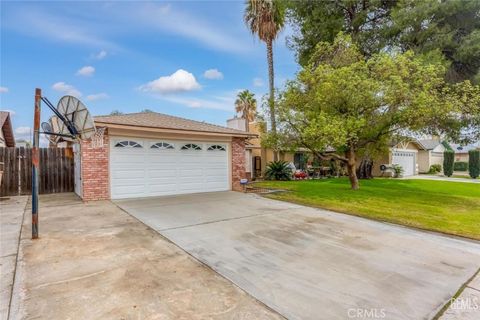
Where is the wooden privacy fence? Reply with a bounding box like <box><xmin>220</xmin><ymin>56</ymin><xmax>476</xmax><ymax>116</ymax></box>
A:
<box><xmin>0</xmin><ymin>147</ymin><xmax>74</xmax><ymax>197</ymax></box>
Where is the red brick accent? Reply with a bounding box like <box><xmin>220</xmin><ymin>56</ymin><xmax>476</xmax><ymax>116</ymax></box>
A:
<box><xmin>80</xmin><ymin>129</ymin><xmax>109</xmax><ymax>201</ymax></box>
<box><xmin>231</xmin><ymin>137</ymin><xmax>246</xmax><ymax>192</ymax></box>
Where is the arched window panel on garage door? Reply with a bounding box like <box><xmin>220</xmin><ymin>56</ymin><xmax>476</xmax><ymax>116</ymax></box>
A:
<box><xmin>207</xmin><ymin>144</ymin><xmax>226</xmax><ymax>151</ymax></box>
<box><xmin>114</xmin><ymin>140</ymin><xmax>143</xmax><ymax>148</ymax></box>
<box><xmin>151</xmin><ymin>142</ymin><xmax>174</xmax><ymax>150</ymax></box>
<box><xmin>181</xmin><ymin>143</ymin><xmax>202</xmax><ymax>151</ymax></box>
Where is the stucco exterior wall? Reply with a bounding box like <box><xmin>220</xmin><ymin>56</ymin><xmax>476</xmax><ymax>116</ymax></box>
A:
<box><xmin>455</xmin><ymin>153</ymin><xmax>469</xmax><ymax>162</ymax></box>
<box><xmin>418</xmin><ymin>150</ymin><xmax>430</xmax><ymax>173</ymax></box>
<box><xmin>372</xmin><ymin>152</ymin><xmax>391</xmax><ymax>177</ymax></box>
<box><xmin>430</xmin><ymin>152</ymin><xmax>444</xmax><ymax>168</ymax></box>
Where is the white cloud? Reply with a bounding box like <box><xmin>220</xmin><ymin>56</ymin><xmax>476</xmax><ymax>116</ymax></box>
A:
<box><xmin>161</xmin><ymin>96</ymin><xmax>231</xmax><ymax>111</ymax></box>
<box><xmin>14</xmin><ymin>126</ymin><xmax>49</xmax><ymax>146</ymax></box>
<box><xmin>4</xmin><ymin>3</ymin><xmax>252</xmax><ymax>55</ymax></box>
<box><xmin>92</xmin><ymin>50</ymin><xmax>107</xmax><ymax>60</ymax></box>
<box><xmin>253</xmin><ymin>78</ymin><xmax>264</xmax><ymax>87</ymax></box>
<box><xmin>15</xmin><ymin>126</ymin><xmax>31</xmax><ymax>135</ymax></box>
<box><xmin>52</xmin><ymin>82</ymin><xmax>82</xmax><ymax>97</ymax></box>
<box><xmin>4</xmin><ymin>7</ymin><xmax>118</xmax><ymax>50</ymax></box>
<box><xmin>86</xmin><ymin>93</ymin><xmax>109</xmax><ymax>101</ymax></box>
<box><xmin>159</xmin><ymin>91</ymin><xmax>236</xmax><ymax>111</ymax></box>
<box><xmin>76</xmin><ymin>66</ymin><xmax>95</xmax><ymax>77</ymax></box>
<box><xmin>204</xmin><ymin>69</ymin><xmax>223</xmax><ymax>80</ymax></box>
<box><xmin>0</xmin><ymin>86</ymin><xmax>8</xmax><ymax>93</ymax></box>
<box><xmin>132</xmin><ymin>3</ymin><xmax>249</xmax><ymax>54</ymax></box>
<box><xmin>140</xmin><ymin>69</ymin><xmax>201</xmax><ymax>94</ymax></box>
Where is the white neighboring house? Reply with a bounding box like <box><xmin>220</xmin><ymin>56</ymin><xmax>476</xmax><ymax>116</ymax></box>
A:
<box><xmin>417</xmin><ymin>139</ymin><xmax>446</xmax><ymax>173</ymax></box>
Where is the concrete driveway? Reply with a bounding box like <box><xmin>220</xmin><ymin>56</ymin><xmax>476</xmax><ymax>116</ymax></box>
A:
<box><xmin>115</xmin><ymin>192</ymin><xmax>480</xmax><ymax>320</ymax></box>
<box><xmin>9</xmin><ymin>194</ymin><xmax>282</xmax><ymax>320</ymax></box>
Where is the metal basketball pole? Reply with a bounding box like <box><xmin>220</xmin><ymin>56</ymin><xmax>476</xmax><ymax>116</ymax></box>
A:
<box><xmin>32</xmin><ymin>88</ymin><xmax>41</xmax><ymax>239</ymax></box>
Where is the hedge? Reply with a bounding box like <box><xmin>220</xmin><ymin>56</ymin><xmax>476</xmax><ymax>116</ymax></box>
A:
<box><xmin>453</xmin><ymin>161</ymin><xmax>469</xmax><ymax>172</ymax></box>
<box><xmin>443</xmin><ymin>150</ymin><xmax>454</xmax><ymax>177</ymax></box>
<box><xmin>469</xmin><ymin>150</ymin><xmax>480</xmax><ymax>179</ymax></box>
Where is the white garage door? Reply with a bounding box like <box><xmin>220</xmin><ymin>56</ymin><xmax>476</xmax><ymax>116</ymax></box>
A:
<box><xmin>392</xmin><ymin>150</ymin><xmax>416</xmax><ymax>176</ymax></box>
<box><xmin>110</xmin><ymin>137</ymin><xmax>230</xmax><ymax>199</ymax></box>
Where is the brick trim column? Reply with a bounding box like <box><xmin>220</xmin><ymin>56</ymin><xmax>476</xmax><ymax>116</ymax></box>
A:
<box><xmin>80</xmin><ymin>129</ymin><xmax>109</xmax><ymax>201</ymax></box>
<box><xmin>231</xmin><ymin>137</ymin><xmax>246</xmax><ymax>192</ymax></box>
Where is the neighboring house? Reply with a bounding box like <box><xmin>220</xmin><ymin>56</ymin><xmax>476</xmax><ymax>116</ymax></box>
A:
<box><xmin>227</xmin><ymin>116</ymin><xmax>446</xmax><ymax>178</ymax></box>
<box><xmin>372</xmin><ymin>140</ymin><xmax>425</xmax><ymax>177</ymax></box>
<box><xmin>372</xmin><ymin>138</ymin><xmax>447</xmax><ymax>176</ymax></box>
<box><xmin>451</xmin><ymin>143</ymin><xmax>480</xmax><ymax>162</ymax></box>
<box><xmin>417</xmin><ymin>139</ymin><xmax>445</xmax><ymax>173</ymax></box>
<box><xmin>76</xmin><ymin>112</ymin><xmax>254</xmax><ymax>201</ymax></box>
<box><xmin>15</xmin><ymin>139</ymin><xmax>30</xmax><ymax>148</ymax></box>
<box><xmin>0</xmin><ymin>111</ymin><xmax>15</xmax><ymax>147</ymax></box>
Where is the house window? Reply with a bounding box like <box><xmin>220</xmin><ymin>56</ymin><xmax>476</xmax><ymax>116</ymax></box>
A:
<box><xmin>181</xmin><ymin>143</ymin><xmax>202</xmax><ymax>151</ymax></box>
<box><xmin>114</xmin><ymin>140</ymin><xmax>142</xmax><ymax>148</ymax></box>
<box><xmin>207</xmin><ymin>145</ymin><xmax>226</xmax><ymax>151</ymax></box>
<box><xmin>151</xmin><ymin>142</ymin><xmax>174</xmax><ymax>150</ymax></box>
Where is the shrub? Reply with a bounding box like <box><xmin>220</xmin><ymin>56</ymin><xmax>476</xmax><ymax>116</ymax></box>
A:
<box><xmin>453</xmin><ymin>161</ymin><xmax>468</xmax><ymax>172</ymax></box>
<box><xmin>265</xmin><ymin>161</ymin><xmax>292</xmax><ymax>181</ymax></box>
<box><xmin>428</xmin><ymin>164</ymin><xmax>442</xmax><ymax>174</ymax></box>
<box><xmin>443</xmin><ymin>150</ymin><xmax>455</xmax><ymax>177</ymax></box>
<box><xmin>392</xmin><ymin>164</ymin><xmax>404</xmax><ymax>178</ymax></box>
<box><xmin>294</xmin><ymin>171</ymin><xmax>307</xmax><ymax>179</ymax></box>
<box><xmin>469</xmin><ymin>150</ymin><xmax>480</xmax><ymax>179</ymax></box>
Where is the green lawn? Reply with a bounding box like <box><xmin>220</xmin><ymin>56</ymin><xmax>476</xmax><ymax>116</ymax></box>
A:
<box><xmin>256</xmin><ymin>178</ymin><xmax>480</xmax><ymax>240</ymax></box>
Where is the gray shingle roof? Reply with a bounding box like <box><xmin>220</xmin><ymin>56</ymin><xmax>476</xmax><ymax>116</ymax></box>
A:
<box><xmin>94</xmin><ymin>112</ymin><xmax>253</xmax><ymax>137</ymax></box>
<box><xmin>418</xmin><ymin>139</ymin><xmax>442</xmax><ymax>150</ymax></box>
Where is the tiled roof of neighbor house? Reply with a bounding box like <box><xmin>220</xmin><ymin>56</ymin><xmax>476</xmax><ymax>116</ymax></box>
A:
<box><xmin>94</xmin><ymin>112</ymin><xmax>254</xmax><ymax>137</ymax></box>
<box><xmin>0</xmin><ymin>111</ymin><xmax>15</xmax><ymax>147</ymax></box>
<box><xmin>418</xmin><ymin>139</ymin><xmax>442</xmax><ymax>150</ymax></box>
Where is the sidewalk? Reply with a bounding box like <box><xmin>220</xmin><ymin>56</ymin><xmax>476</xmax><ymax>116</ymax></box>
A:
<box><xmin>403</xmin><ymin>175</ymin><xmax>480</xmax><ymax>184</ymax></box>
<box><xmin>441</xmin><ymin>272</ymin><xmax>480</xmax><ymax>319</ymax></box>
<box><xmin>0</xmin><ymin>196</ymin><xmax>28</xmax><ymax>320</ymax></box>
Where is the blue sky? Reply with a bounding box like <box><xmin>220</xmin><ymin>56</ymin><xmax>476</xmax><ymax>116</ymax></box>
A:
<box><xmin>0</xmin><ymin>0</ymin><xmax>298</xmax><ymax>142</ymax></box>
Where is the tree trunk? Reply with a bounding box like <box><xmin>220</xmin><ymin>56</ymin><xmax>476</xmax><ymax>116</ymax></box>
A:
<box><xmin>346</xmin><ymin>148</ymin><xmax>359</xmax><ymax>190</ymax></box>
<box><xmin>267</xmin><ymin>39</ymin><xmax>278</xmax><ymax>161</ymax></box>
<box><xmin>357</xmin><ymin>157</ymin><xmax>373</xmax><ymax>179</ymax></box>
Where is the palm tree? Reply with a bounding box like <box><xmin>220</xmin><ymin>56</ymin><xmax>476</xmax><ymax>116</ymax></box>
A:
<box><xmin>244</xmin><ymin>0</ymin><xmax>285</xmax><ymax>160</ymax></box>
<box><xmin>235</xmin><ymin>90</ymin><xmax>257</xmax><ymax>131</ymax></box>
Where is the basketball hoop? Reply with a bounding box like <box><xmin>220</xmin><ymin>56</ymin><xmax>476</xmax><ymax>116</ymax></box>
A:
<box><xmin>32</xmin><ymin>91</ymin><xmax>97</xmax><ymax>239</ymax></box>
<box><xmin>90</xmin><ymin>127</ymin><xmax>106</xmax><ymax>148</ymax></box>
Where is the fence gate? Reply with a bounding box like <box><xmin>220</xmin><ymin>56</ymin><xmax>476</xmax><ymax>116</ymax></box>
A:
<box><xmin>0</xmin><ymin>147</ymin><xmax>74</xmax><ymax>197</ymax></box>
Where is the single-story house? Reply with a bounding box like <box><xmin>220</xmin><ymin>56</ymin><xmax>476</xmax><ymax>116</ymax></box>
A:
<box><xmin>76</xmin><ymin>112</ymin><xmax>254</xmax><ymax>201</ymax></box>
<box><xmin>417</xmin><ymin>139</ymin><xmax>445</xmax><ymax>173</ymax></box>
<box><xmin>372</xmin><ymin>139</ymin><xmax>445</xmax><ymax>176</ymax></box>
<box><xmin>0</xmin><ymin>111</ymin><xmax>15</xmax><ymax>147</ymax></box>
<box><xmin>226</xmin><ymin>117</ymin><xmax>446</xmax><ymax>178</ymax></box>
